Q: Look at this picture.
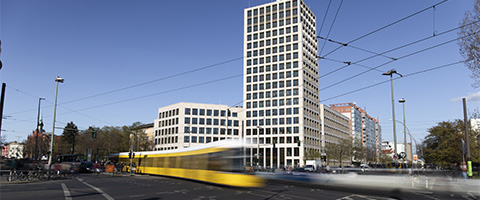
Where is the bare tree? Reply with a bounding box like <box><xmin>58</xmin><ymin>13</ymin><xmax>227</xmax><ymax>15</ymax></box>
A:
<box><xmin>458</xmin><ymin>0</ymin><xmax>480</xmax><ymax>88</ymax></box>
<box><xmin>325</xmin><ymin>138</ymin><xmax>353</xmax><ymax>167</ymax></box>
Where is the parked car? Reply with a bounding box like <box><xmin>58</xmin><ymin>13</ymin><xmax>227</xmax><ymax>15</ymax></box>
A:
<box><xmin>79</xmin><ymin>161</ymin><xmax>93</xmax><ymax>173</ymax></box>
<box><xmin>304</xmin><ymin>165</ymin><xmax>315</xmax><ymax>172</ymax></box>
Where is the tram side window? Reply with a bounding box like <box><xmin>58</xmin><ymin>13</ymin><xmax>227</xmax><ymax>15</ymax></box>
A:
<box><xmin>208</xmin><ymin>152</ymin><xmax>229</xmax><ymax>171</ymax></box>
<box><xmin>158</xmin><ymin>157</ymin><xmax>165</xmax><ymax>168</ymax></box>
<box><xmin>191</xmin><ymin>154</ymin><xmax>207</xmax><ymax>170</ymax></box>
<box><xmin>207</xmin><ymin>149</ymin><xmax>244</xmax><ymax>172</ymax></box>
<box><xmin>168</xmin><ymin>157</ymin><xmax>176</xmax><ymax>168</ymax></box>
<box><xmin>179</xmin><ymin>156</ymin><xmax>189</xmax><ymax>169</ymax></box>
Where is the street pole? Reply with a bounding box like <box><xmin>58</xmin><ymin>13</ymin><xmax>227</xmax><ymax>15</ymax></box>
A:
<box><xmin>399</xmin><ymin>98</ymin><xmax>407</xmax><ymax>164</ymax></box>
<box><xmin>0</xmin><ymin>83</ymin><xmax>5</xmax><ymax>139</ymax></box>
<box><xmin>48</xmin><ymin>76</ymin><xmax>63</xmax><ymax>176</ymax></box>
<box><xmin>35</xmin><ymin>98</ymin><xmax>45</xmax><ymax>160</ymax></box>
<box><xmin>462</xmin><ymin>98</ymin><xmax>472</xmax><ymax>178</ymax></box>
<box><xmin>383</xmin><ymin>70</ymin><xmax>402</xmax><ymax>157</ymax></box>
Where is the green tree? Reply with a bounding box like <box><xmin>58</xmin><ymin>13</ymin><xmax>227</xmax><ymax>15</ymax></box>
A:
<box><xmin>54</xmin><ymin>122</ymin><xmax>78</xmax><ymax>155</ymax></box>
<box><xmin>421</xmin><ymin>120</ymin><xmax>480</xmax><ymax>167</ymax></box>
<box><xmin>61</xmin><ymin>122</ymin><xmax>79</xmax><ymax>154</ymax></box>
<box><xmin>458</xmin><ymin>0</ymin><xmax>480</xmax><ymax>88</ymax></box>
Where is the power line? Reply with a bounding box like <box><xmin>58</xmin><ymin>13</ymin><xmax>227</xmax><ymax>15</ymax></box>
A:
<box><xmin>318</xmin><ymin>36</ymin><xmax>397</xmax><ymax>61</ymax></box>
<box><xmin>320</xmin><ymin>60</ymin><xmax>466</xmax><ymax>102</ymax></box>
<box><xmin>319</xmin><ymin>31</ymin><xmax>477</xmax><ymax>92</ymax></box>
<box><xmin>318</xmin><ymin>20</ymin><xmax>479</xmax><ymax>79</ymax></box>
<box><xmin>317</xmin><ymin>0</ymin><xmax>333</xmax><ymax>37</ymax></box>
<box><xmin>319</xmin><ymin>0</ymin><xmax>344</xmax><ymax>56</ymax></box>
<box><xmin>321</xmin><ymin>0</ymin><xmax>448</xmax><ymax>58</ymax></box>
<box><xmin>5</xmin><ymin>56</ymin><xmax>244</xmax><ymax>116</ymax></box>
<box><xmin>60</xmin><ymin>57</ymin><xmax>243</xmax><ymax>105</ymax></box>
<box><xmin>321</xmin><ymin>57</ymin><xmax>384</xmax><ymax>73</ymax></box>
<box><xmin>3</xmin><ymin>85</ymin><xmax>114</xmax><ymax>126</ymax></box>
<box><xmin>57</xmin><ymin>74</ymin><xmax>243</xmax><ymax>114</ymax></box>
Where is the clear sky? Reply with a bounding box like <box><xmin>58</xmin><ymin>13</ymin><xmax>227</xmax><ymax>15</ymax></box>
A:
<box><xmin>1</xmin><ymin>0</ymin><xmax>479</xmax><ymax>147</ymax></box>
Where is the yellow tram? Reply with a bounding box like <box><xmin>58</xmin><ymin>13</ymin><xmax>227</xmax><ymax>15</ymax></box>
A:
<box><xmin>115</xmin><ymin>140</ymin><xmax>264</xmax><ymax>187</ymax></box>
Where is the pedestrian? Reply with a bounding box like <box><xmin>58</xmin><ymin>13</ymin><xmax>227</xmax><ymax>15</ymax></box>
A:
<box><xmin>460</xmin><ymin>163</ymin><xmax>467</xmax><ymax>181</ymax></box>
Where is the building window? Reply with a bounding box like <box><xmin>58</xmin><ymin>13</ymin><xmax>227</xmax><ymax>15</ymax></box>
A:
<box><xmin>185</xmin><ymin>108</ymin><xmax>191</xmax><ymax>115</ymax></box>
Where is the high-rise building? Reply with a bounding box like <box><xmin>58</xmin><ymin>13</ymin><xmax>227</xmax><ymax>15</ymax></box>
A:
<box><xmin>330</xmin><ymin>103</ymin><xmax>381</xmax><ymax>162</ymax></box>
<box><xmin>243</xmin><ymin>0</ymin><xmax>319</xmax><ymax>168</ymax></box>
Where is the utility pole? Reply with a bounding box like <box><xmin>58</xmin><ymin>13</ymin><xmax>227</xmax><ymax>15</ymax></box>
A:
<box><xmin>0</xmin><ymin>83</ymin><xmax>6</xmax><ymax>138</ymax></box>
<box><xmin>463</xmin><ymin>98</ymin><xmax>472</xmax><ymax>178</ymax></box>
<box><xmin>35</xmin><ymin>98</ymin><xmax>45</xmax><ymax>160</ymax></box>
<box><xmin>383</xmin><ymin>69</ymin><xmax>402</xmax><ymax>157</ymax></box>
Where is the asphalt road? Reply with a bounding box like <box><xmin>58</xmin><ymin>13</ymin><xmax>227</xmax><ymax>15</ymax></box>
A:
<box><xmin>1</xmin><ymin>173</ymin><xmax>478</xmax><ymax>200</ymax></box>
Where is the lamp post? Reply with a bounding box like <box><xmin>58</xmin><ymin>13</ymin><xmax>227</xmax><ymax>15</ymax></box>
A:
<box><xmin>34</xmin><ymin>97</ymin><xmax>46</xmax><ymax>160</ymax></box>
<box><xmin>399</xmin><ymin>98</ymin><xmax>407</xmax><ymax>163</ymax></box>
<box><xmin>390</xmin><ymin>119</ymin><xmax>416</xmax><ymax>164</ymax></box>
<box><xmin>48</xmin><ymin>76</ymin><xmax>64</xmax><ymax>176</ymax></box>
<box><xmin>382</xmin><ymin>69</ymin><xmax>402</xmax><ymax>157</ymax></box>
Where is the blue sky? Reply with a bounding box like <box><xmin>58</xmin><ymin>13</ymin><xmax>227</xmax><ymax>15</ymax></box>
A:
<box><xmin>1</xmin><ymin>0</ymin><xmax>479</xmax><ymax>147</ymax></box>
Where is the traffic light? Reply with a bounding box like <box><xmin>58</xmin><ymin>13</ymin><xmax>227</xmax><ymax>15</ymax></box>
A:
<box><xmin>297</xmin><ymin>140</ymin><xmax>301</xmax><ymax>147</ymax></box>
<box><xmin>91</xmin><ymin>130</ymin><xmax>97</xmax><ymax>138</ymax></box>
<box><xmin>321</xmin><ymin>155</ymin><xmax>327</xmax><ymax>162</ymax></box>
<box><xmin>129</xmin><ymin>151</ymin><xmax>135</xmax><ymax>159</ymax></box>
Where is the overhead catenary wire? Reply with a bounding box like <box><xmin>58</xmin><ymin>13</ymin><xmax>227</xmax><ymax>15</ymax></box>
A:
<box><xmin>57</xmin><ymin>74</ymin><xmax>243</xmax><ymax>115</ymax></box>
<box><xmin>5</xmin><ymin>56</ymin><xmax>244</xmax><ymax>116</ymax></box>
<box><xmin>317</xmin><ymin>0</ymin><xmax>333</xmax><ymax>37</ymax></box>
<box><xmin>317</xmin><ymin>36</ymin><xmax>397</xmax><ymax>61</ymax></box>
<box><xmin>321</xmin><ymin>57</ymin><xmax>384</xmax><ymax>72</ymax></box>
<box><xmin>319</xmin><ymin>32</ymin><xmax>477</xmax><ymax>92</ymax></box>
<box><xmin>60</xmin><ymin>57</ymin><xmax>244</xmax><ymax>105</ymax></box>
<box><xmin>3</xmin><ymin>86</ymin><xmax>114</xmax><ymax>126</ymax></box>
<box><xmin>320</xmin><ymin>60</ymin><xmax>467</xmax><ymax>102</ymax></box>
<box><xmin>318</xmin><ymin>20</ymin><xmax>480</xmax><ymax>79</ymax></box>
<box><xmin>321</xmin><ymin>0</ymin><xmax>448</xmax><ymax>58</ymax></box>
<box><xmin>319</xmin><ymin>0</ymin><xmax>344</xmax><ymax>56</ymax></box>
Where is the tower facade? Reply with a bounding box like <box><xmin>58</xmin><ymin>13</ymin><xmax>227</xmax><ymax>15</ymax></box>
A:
<box><xmin>243</xmin><ymin>0</ymin><xmax>319</xmax><ymax>168</ymax></box>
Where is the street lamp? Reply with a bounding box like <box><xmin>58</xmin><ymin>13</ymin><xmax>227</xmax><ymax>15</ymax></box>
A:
<box><xmin>34</xmin><ymin>97</ymin><xmax>46</xmax><ymax>160</ymax></box>
<box><xmin>382</xmin><ymin>69</ymin><xmax>402</xmax><ymax>157</ymax></box>
<box><xmin>389</xmin><ymin>119</ymin><xmax>417</xmax><ymax>164</ymax></box>
<box><xmin>398</xmin><ymin>98</ymin><xmax>408</xmax><ymax>163</ymax></box>
<box><xmin>48</xmin><ymin>76</ymin><xmax>64</xmax><ymax>176</ymax></box>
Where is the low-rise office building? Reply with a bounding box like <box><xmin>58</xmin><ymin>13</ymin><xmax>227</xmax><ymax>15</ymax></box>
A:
<box><xmin>153</xmin><ymin>102</ymin><xmax>243</xmax><ymax>151</ymax></box>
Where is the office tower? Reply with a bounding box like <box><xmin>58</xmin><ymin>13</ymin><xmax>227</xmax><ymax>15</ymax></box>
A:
<box><xmin>243</xmin><ymin>0</ymin><xmax>319</xmax><ymax>168</ymax></box>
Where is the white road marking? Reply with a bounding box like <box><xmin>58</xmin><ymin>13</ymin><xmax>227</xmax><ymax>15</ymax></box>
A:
<box><xmin>78</xmin><ymin>178</ymin><xmax>115</xmax><ymax>200</ymax></box>
<box><xmin>61</xmin><ymin>183</ymin><xmax>72</xmax><ymax>200</ymax></box>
